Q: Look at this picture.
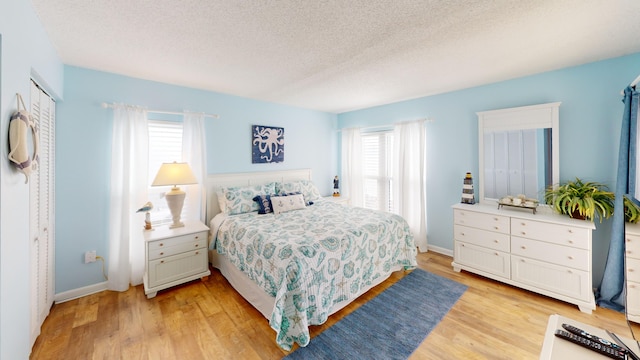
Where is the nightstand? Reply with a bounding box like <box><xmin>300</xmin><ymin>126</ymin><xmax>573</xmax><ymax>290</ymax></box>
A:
<box><xmin>323</xmin><ymin>196</ymin><xmax>350</xmax><ymax>205</ymax></box>
<box><xmin>143</xmin><ymin>221</ymin><xmax>210</xmax><ymax>299</ymax></box>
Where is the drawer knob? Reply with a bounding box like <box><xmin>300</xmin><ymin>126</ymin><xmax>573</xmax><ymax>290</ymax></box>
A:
<box><xmin>160</xmin><ymin>260</ymin><xmax>165</xmax><ymax>264</ymax></box>
<box><xmin>493</xmin><ymin>217</ymin><xmax>499</xmax><ymax>221</ymax></box>
<box><xmin>195</xmin><ymin>251</ymin><xmax>200</xmax><ymax>255</ymax></box>
<box><xmin>568</xmin><ymin>270</ymin><xmax>573</xmax><ymax>274</ymax></box>
<box><xmin>160</xmin><ymin>252</ymin><xmax>164</xmax><ymax>256</ymax></box>
<box><xmin>568</xmin><ymin>240</ymin><xmax>574</xmax><ymax>244</ymax></box>
<box><xmin>194</xmin><ymin>244</ymin><xmax>199</xmax><ymax>248</ymax></box>
<box><xmin>159</xmin><ymin>243</ymin><xmax>164</xmax><ymax>247</ymax></box>
<box><xmin>630</xmin><ymin>269</ymin><xmax>635</xmax><ymax>273</ymax></box>
<box><xmin>494</xmin><ymin>226</ymin><xmax>499</xmax><ymax>230</ymax></box>
<box><xmin>520</xmin><ymin>222</ymin><xmax>526</xmax><ymax>226</ymax></box>
<box><xmin>568</xmin><ymin>256</ymin><xmax>574</xmax><ymax>260</ymax></box>
<box><xmin>195</xmin><ymin>236</ymin><xmax>200</xmax><ymax>239</ymax></box>
<box><xmin>494</xmin><ymin>252</ymin><xmax>499</xmax><ymax>256</ymax></box>
<box><xmin>494</xmin><ymin>240</ymin><xmax>499</xmax><ymax>243</ymax></box>
<box><xmin>568</xmin><ymin>229</ymin><xmax>573</xmax><ymax>234</ymax></box>
<box><xmin>632</xmin><ymin>284</ymin><xmax>637</xmax><ymax>289</ymax></box>
<box><xmin>521</xmin><ymin>246</ymin><xmax>526</xmax><ymax>250</ymax></box>
<box><xmin>520</xmin><ymin>232</ymin><xmax>526</xmax><ymax>236</ymax></box>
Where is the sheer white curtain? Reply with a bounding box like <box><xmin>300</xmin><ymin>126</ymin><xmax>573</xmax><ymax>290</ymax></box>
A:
<box><xmin>182</xmin><ymin>112</ymin><xmax>207</xmax><ymax>223</ymax></box>
<box><xmin>393</xmin><ymin>121</ymin><xmax>427</xmax><ymax>252</ymax></box>
<box><xmin>341</xmin><ymin>127</ymin><xmax>364</xmax><ymax>207</ymax></box>
<box><xmin>108</xmin><ymin>105</ymin><xmax>149</xmax><ymax>291</ymax></box>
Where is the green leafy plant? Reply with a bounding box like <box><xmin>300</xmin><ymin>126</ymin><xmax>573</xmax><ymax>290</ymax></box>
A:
<box><xmin>625</xmin><ymin>196</ymin><xmax>640</xmax><ymax>224</ymax></box>
<box><xmin>544</xmin><ymin>178</ymin><xmax>615</xmax><ymax>222</ymax></box>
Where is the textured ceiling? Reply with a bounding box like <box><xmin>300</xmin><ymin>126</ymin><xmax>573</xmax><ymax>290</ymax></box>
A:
<box><xmin>31</xmin><ymin>0</ymin><xmax>640</xmax><ymax>113</ymax></box>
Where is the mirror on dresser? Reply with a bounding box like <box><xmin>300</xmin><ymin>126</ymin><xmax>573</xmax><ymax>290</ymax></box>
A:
<box><xmin>477</xmin><ymin>102</ymin><xmax>561</xmax><ymax>204</ymax></box>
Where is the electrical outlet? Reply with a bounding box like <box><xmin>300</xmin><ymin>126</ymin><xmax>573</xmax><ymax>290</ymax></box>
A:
<box><xmin>85</xmin><ymin>250</ymin><xmax>96</xmax><ymax>264</ymax></box>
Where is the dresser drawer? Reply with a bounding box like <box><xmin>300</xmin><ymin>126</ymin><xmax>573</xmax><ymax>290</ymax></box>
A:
<box><xmin>148</xmin><ymin>231</ymin><xmax>208</xmax><ymax>251</ymax></box>
<box><xmin>454</xmin><ymin>241</ymin><xmax>510</xmax><ymax>279</ymax></box>
<box><xmin>511</xmin><ymin>219</ymin><xmax>588</xmax><ymax>249</ymax></box>
<box><xmin>454</xmin><ymin>209</ymin><xmax>509</xmax><ymax>234</ymax></box>
<box><xmin>454</xmin><ymin>225</ymin><xmax>510</xmax><ymax>252</ymax></box>
<box><xmin>627</xmin><ymin>258</ymin><xmax>640</xmax><ymax>283</ymax></box>
<box><xmin>511</xmin><ymin>255</ymin><xmax>591</xmax><ymax>301</ymax></box>
<box><xmin>149</xmin><ymin>238</ymin><xmax>207</xmax><ymax>260</ymax></box>
<box><xmin>511</xmin><ymin>236</ymin><xmax>589</xmax><ymax>271</ymax></box>
<box><xmin>627</xmin><ymin>234</ymin><xmax>640</xmax><ymax>260</ymax></box>
<box><xmin>627</xmin><ymin>281</ymin><xmax>640</xmax><ymax>316</ymax></box>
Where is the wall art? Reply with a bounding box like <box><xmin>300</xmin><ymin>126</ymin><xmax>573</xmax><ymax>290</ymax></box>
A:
<box><xmin>252</xmin><ymin>125</ymin><xmax>284</xmax><ymax>163</ymax></box>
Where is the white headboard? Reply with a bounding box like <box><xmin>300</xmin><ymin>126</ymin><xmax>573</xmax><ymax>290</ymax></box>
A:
<box><xmin>205</xmin><ymin>169</ymin><xmax>312</xmax><ymax>225</ymax></box>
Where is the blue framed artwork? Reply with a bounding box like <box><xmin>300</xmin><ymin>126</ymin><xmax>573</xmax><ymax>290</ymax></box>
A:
<box><xmin>252</xmin><ymin>125</ymin><xmax>284</xmax><ymax>163</ymax></box>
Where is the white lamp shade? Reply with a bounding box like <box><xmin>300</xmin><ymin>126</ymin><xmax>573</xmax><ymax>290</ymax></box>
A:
<box><xmin>152</xmin><ymin>162</ymin><xmax>197</xmax><ymax>187</ymax></box>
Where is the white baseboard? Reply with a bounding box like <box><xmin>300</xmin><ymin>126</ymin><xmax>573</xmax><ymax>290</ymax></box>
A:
<box><xmin>426</xmin><ymin>244</ymin><xmax>453</xmax><ymax>257</ymax></box>
<box><xmin>54</xmin><ymin>281</ymin><xmax>108</xmax><ymax>303</ymax></box>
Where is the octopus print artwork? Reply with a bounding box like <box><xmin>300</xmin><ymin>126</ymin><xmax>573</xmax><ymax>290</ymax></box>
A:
<box><xmin>252</xmin><ymin>125</ymin><xmax>284</xmax><ymax>163</ymax></box>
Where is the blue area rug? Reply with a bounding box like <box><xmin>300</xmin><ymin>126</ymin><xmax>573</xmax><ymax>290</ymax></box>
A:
<box><xmin>283</xmin><ymin>268</ymin><xmax>467</xmax><ymax>360</ymax></box>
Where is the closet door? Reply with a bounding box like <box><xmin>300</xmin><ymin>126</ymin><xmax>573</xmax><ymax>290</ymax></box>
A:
<box><xmin>29</xmin><ymin>80</ymin><xmax>55</xmax><ymax>346</ymax></box>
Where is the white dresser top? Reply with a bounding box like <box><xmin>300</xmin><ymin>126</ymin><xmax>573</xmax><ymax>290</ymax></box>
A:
<box><xmin>452</xmin><ymin>202</ymin><xmax>595</xmax><ymax>230</ymax></box>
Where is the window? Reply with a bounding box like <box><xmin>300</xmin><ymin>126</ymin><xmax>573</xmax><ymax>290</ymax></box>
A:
<box><xmin>362</xmin><ymin>131</ymin><xmax>394</xmax><ymax>212</ymax></box>
<box><xmin>147</xmin><ymin>120</ymin><xmax>188</xmax><ymax>226</ymax></box>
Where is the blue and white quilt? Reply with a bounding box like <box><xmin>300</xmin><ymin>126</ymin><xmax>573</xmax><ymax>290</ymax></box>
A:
<box><xmin>211</xmin><ymin>200</ymin><xmax>417</xmax><ymax>350</ymax></box>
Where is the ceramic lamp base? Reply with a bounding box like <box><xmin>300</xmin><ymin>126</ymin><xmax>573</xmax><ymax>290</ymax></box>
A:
<box><xmin>165</xmin><ymin>187</ymin><xmax>186</xmax><ymax>228</ymax></box>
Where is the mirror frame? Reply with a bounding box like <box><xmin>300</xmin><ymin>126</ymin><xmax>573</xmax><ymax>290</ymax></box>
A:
<box><xmin>477</xmin><ymin>102</ymin><xmax>561</xmax><ymax>204</ymax></box>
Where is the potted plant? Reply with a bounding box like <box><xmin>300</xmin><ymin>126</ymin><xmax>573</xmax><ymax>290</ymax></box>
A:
<box><xmin>544</xmin><ymin>178</ymin><xmax>615</xmax><ymax>222</ymax></box>
<box><xmin>625</xmin><ymin>197</ymin><xmax>640</xmax><ymax>224</ymax></box>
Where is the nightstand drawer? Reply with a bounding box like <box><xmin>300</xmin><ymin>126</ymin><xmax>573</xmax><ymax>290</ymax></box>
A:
<box><xmin>148</xmin><ymin>231</ymin><xmax>208</xmax><ymax>251</ymax></box>
<box><xmin>147</xmin><ymin>249</ymin><xmax>208</xmax><ymax>288</ymax></box>
<box><xmin>148</xmin><ymin>238</ymin><xmax>207</xmax><ymax>260</ymax></box>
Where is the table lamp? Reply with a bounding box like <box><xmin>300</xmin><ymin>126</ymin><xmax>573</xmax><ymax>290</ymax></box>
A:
<box><xmin>152</xmin><ymin>161</ymin><xmax>197</xmax><ymax>228</ymax></box>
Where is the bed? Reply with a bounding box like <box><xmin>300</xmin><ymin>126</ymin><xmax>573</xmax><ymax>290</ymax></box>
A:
<box><xmin>206</xmin><ymin>169</ymin><xmax>418</xmax><ymax>350</ymax></box>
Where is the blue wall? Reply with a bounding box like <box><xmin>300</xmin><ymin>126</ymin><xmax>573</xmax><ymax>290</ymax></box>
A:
<box><xmin>338</xmin><ymin>53</ymin><xmax>640</xmax><ymax>287</ymax></box>
<box><xmin>56</xmin><ymin>66</ymin><xmax>337</xmax><ymax>293</ymax></box>
<box><xmin>0</xmin><ymin>0</ymin><xmax>64</xmax><ymax>357</ymax></box>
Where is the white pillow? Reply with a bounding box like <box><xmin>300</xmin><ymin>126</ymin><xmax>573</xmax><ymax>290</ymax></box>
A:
<box><xmin>271</xmin><ymin>194</ymin><xmax>306</xmax><ymax>215</ymax></box>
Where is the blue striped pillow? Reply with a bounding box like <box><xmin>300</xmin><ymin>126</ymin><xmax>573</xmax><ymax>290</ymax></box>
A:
<box><xmin>252</xmin><ymin>194</ymin><xmax>273</xmax><ymax>214</ymax></box>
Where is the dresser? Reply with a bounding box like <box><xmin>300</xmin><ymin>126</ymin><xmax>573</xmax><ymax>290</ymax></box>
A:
<box><xmin>143</xmin><ymin>221</ymin><xmax>211</xmax><ymax>299</ymax></box>
<box><xmin>625</xmin><ymin>223</ymin><xmax>640</xmax><ymax>323</ymax></box>
<box><xmin>452</xmin><ymin>203</ymin><xmax>596</xmax><ymax>313</ymax></box>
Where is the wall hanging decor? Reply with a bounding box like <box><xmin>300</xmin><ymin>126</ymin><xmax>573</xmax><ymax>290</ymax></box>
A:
<box><xmin>252</xmin><ymin>125</ymin><xmax>284</xmax><ymax>163</ymax></box>
<box><xmin>8</xmin><ymin>93</ymin><xmax>39</xmax><ymax>183</ymax></box>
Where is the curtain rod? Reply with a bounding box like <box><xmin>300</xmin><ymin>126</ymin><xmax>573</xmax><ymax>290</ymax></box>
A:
<box><xmin>101</xmin><ymin>102</ymin><xmax>220</xmax><ymax>119</ymax></box>
<box><xmin>620</xmin><ymin>74</ymin><xmax>640</xmax><ymax>95</ymax></box>
<box><xmin>337</xmin><ymin>117</ymin><xmax>434</xmax><ymax>132</ymax></box>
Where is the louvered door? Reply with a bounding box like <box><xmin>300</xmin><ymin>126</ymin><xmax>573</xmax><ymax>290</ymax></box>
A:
<box><xmin>29</xmin><ymin>80</ymin><xmax>55</xmax><ymax>346</ymax></box>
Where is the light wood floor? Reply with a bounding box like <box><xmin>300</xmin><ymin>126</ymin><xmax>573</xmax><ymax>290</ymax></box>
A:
<box><xmin>31</xmin><ymin>251</ymin><xmax>640</xmax><ymax>359</ymax></box>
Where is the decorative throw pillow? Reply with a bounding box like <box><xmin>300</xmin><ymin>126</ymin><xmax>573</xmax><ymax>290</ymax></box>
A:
<box><xmin>252</xmin><ymin>194</ymin><xmax>273</xmax><ymax>214</ymax></box>
<box><xmin>276</xmin><ymin>180</ymin><xmax>321</xmax><ymax>203</ymax></box>
<box><xmin>280</xmin><ymin>191</ymin><xmax>314</xmax><ymax>205</ymax></box>
<box><xmin>222</xmin><ymin>182</ymin><xmax>277</xmax><ymax>215</ymax></box>
<box><xmin>270</xmin><ymin>194</ymin><xmax>306</xmax><ymax>215</ymax></box>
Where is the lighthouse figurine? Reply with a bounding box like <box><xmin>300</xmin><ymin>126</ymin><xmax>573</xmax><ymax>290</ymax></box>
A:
<box><xmin>461</xmin><ymin>172</ymin><xmax>476</xmax><ymax>204</ymax></box>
